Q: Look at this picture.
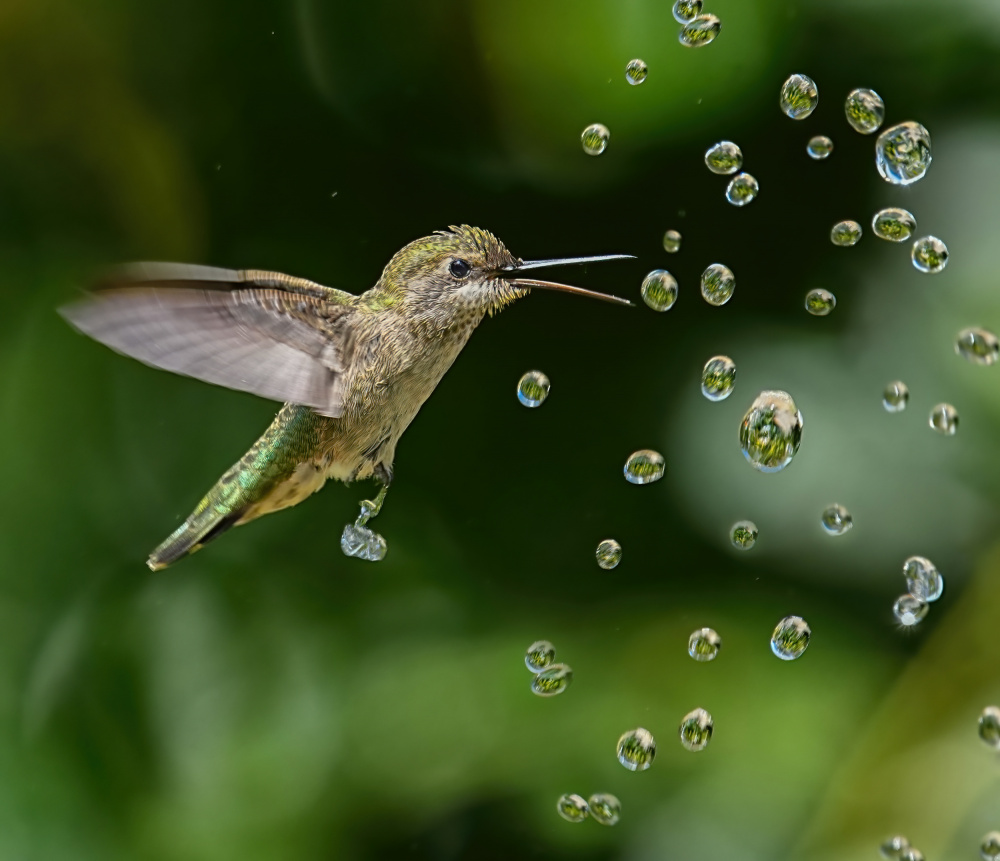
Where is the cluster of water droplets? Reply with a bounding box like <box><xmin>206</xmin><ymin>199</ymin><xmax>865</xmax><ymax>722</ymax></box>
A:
<box><xmin>673</xmin><ymin>1</ymin><xmax>721</xmax><ymax>47</ymax></box>
<box><xmin>704</xmin><ymin>140</ymin><xmax>757</xmax><ymax>206</ymax></box>
<box><xmin>556</xmin><ymin>792</ymin><xmax>621</xmax><ymax>826</ymax></box>
<box><xmin>893</xmin><ymin>555</ymin><xmax>944</xmax><ymax>628</ymax></box>
<box><xmin>525</xmin><ymin>639</ymin><xmax>573</xmax><ymax>697</ymax></box>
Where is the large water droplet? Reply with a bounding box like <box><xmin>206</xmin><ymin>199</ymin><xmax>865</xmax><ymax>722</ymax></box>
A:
<box><xmin>911</xmin><ymin>236</ymin><xmax>948</xmax><ymax>273</ymax></box>
<box><xmin>641</xmin><ymin>269</ymin><xmax>679</xmax><ymax>312</ymax></box>
<box><xmin>807</xmin><ymin>135</ymin><xmax>834</xmax><ymax>160</ymax></box>
<box><xmin>979</xmin><ymin>706</ymin><xmax>1000</xmax><ymax>749</ymax></box>
<box><xmin>672</xmin><ymin>0</ymin><xmax>703</xmax><ymax>22</ymax></box>
<box><xmin>730</xmin><ymin>520</ymin><xmax>758</xmax><ymax>550</ymax></box>
<box><xmin>881</xmin><ymin>836</ymin><xmax>911</xmax><ymax>859</ymax></box>
<box><xmin>725</xmin><ymin>172</ymin><xmax>759</xmax><ymax>206</ymax></box>
<box><xmin>678</xmin><ymin>14</ymin><xmax>721</xmax><ymax>47</ymax></box>
<box><xmin>805</xmin><ymin>288</ymin><xmax>836</xmax><ymax>316</ymax></box>
<box><xmin>624</xmin><ymin>449</ymin><xmax>665</xmax><ymax>484</ymax></box>
<box><xmin>517</xmin><ymin>370</ymin><xmax>550</xmax><ymax>407</ymax></box>
<box><xmin>929</xmin><ymin>403</ymin><xmax>958</xmax><ymax>435</ymax></box>
<box><xmin>679</xmin><ymin>708</ymin><xmax>713</xmax><ymax>751</ymax></box>
<box><xmin>340</xmin><ymin>524</ymin><xmax>387</xmax><ymax>561</ymax></box>
<box><xmin>704</xmin><ymin>141</ymin><xmax>743</xmax><ymax>175</ymax></box>
<box><xmin>893</xmin><ymin>594</ymin><xmax>928</xmax><ymax>627</ymax></box>
<box><xmin>688</xmin><ymin>627</ymin><xmax>721</xmax><ymax>661</ymax></box>
<box><xmin>771</xmin><ymin>615</ymin><xmax>811</xmax><ymax>660</ymax></box>
<box><xmin>581</xmin><ymin>123</ymin><xmax>610</xmax><ymax>156</ymax></box>
<box><xmin>831</xmin><ymin>220</ymin><xmax>862</xmax><ymax>246</ymax></box>
<box><xmin>700</xmin><ymin>263</ymin><xmax>735</xmax><ymax>306</ymax></box>
<box><xmin>901</xmin><ymin>849</ymin><xmax>925</xmax><ymax>861</ymax></box>
<box><xmin>739</xmin><ymin>390</ymin><xmax>804</xmax><ymax>473</ymax></box>
<box><xmin>780</xmin><ymin>73</ymin><xmax>819</xmax><ymax>120</ymax></box>
<box><xmin>531</xmin><ymin>663</ymin><xmax>573</xmax><ymax>697</ymax></box>
<box><xmin>625</xmin><ymin>58</ymin><xmax>648</xmax><ymax>86</ymax></box>
<box><xmin>872</xmin><ymin>207</ymin><xmax>916</xmax><ymax>242</ymax></box>
<box><xmin>956</xmin><ymin>327</ymin><xmax>999</xmax><ymax>366</ymax></box>
<box><xmin>617</xmin><ymin>727</ymin><xmax>656</xmax><ymax>771</ymax></box>
<box><xmin>663</xmin><ymin>229</ymin><xmax>682</xmax><ymax>253</ymax></box>
<box><xmin>587</xmin><ymin>793</ymin><xmax>621</xmax><ymax>826</ymax></box>
<box><xmin>980</xmin><ymin>832</ymin><xmax>1000</xmax><ymax>861</ymax></box>
<box><xmin>596</xmin><ymin>539</ymin><xmax>622</xmax><ymax>570</ymax></box>
<box><xmin>876</xmin><ymin>121</ymin><xmax>932</xmax><ymax>185</ymax></box>
<box><xmin>903</xmin><ymin>555</ymin><xmax>943</xmax><ymax>602</ymax></box>
<box><xmin>556</xmin><ymin>793</ymin><xmax>589</xmax><ymax>822</ymax></box>
<box><xmin>845</xmin><ymin>88</ymin><xmax>885</xmax><ymax>134</ymax></box>
<box><xmin>701</xmin><ymin>355</ymin><xmax>737</xmax><ymax>401</ymax></box>
<box><xmin>821</xmin><ymin>504</ymin><xmax>853</xmax><ymax>536</ymax></box>
<box><xmin>525</xmin><ymin>639</ymin><xmax>556</xmax><ymax>672</ymax></box>
<box><xmin>883</xmin><ymin>381</ymin><xmax>909</xmax><ymax>412</ymax></box>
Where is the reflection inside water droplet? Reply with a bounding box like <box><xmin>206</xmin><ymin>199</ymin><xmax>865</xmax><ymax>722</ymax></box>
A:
<box><xmin>956</xmin><ymin>327</ymin><xmax>999</xmax><ymax>366</ymax></box>
<box><xmin>556</xmin><ymin>793</ymin><xmax>589</xmax><ymax>822</ymax></box>
<box><xmin>805</xmin><ymin>288</ymin><xmax>836</xmax><ymax>316</ymax></box>
<box><xmin>678</xmin><ymin>14</ymin><xmax>721</xmax><ymax>47</ymax></box>
<box><xmin>688</xmin><ymin>627</ymin><xmax>721</xmax><ymax>661</ymax></box>
<box><xmin>929</xmin><ymin>403</ymin><xmax>958</xmax><ymax>435</ymax></box>
<box><xmin>730</xmin><ymin>520</ymin><xmax>758</xmax><ymax>549</ymax></box>
<box><xmin>701</xmin><ymin>355</ymin><xmax>736</xmax><ymax>401</ymax></box>
<box><xmin>883</xmin><ymin>381</ymin><xmax>909</xmax><ymax>412</ymax></box>
<box><xmin>872</xmin><ymin>207</ymin><xmax>916</xmax><ymax>242</ymax></box>
<box><xmin>679</xmin><ymin>707</ymin><xmax>713</xmax><ymax>751</ymax></box>
<box><xmin>739</xmin><ymin>390</ymin><xmax>804</xmax><ymax>473</ymax></box>
<box><xmin>625</xmin><ymin>58</ymin><xmax>648</xmax><ymax>85</ymax></box>
<box><xmin>831</xmin><ymin>220</ymin><xmax>862</xmax><ymax>246</ymax></box>
<box><xmin>525</xmin><ymin>639</ymin><xmax>556</xmax><ymax>672</ymax></box>
<box><xmin>821</xmin><ymin>504</ymin><xmax>853</xmax><ymax>536</ymax></box>
<box><xmin>700</xmin><ymin>263</ymin><xmax>735</xmax><ymax>306</ymax></box>
<box><xmin>704</xmin><ymin>141</ymin><xmax>742</xmax><ymax>175</ymax></box>
<box><xmin>876</xmin><ymin>121</ymin><xmax>932</xmax><ymax>185</ymax></box>
<box><xmin>531</xmin><ymin>663</ymin><xmax>573</xmax><ymax>697</ymax></box>
<box><xmin>587</xmin><ymin>793</ymin><xmax>621</xmax><ymax>826</ymax></box>
<box><xmin>903</xmin><ymin>555</ymin><xmax>943</xmax><ymax>602</ymax></box>
<box><xmin>672</xmin><ymin>0</ymin><xmax>703</xmax><ymax>22</ymax></box>
<box><xmin>517</xmin><ymin>370</ymin><xmax>550</xmax><ymax>407</ymax></box>
<box><xmin>771</xmin><ymin>615</ymin><xmax>810</xmax><ymax>660</ymax></box>
<box><xmin>581</xmin><ymin>123</ymin><xmax>610</xmax><ymax>156</ymax></box>
<box><xmin>979</xmin><ymin>706</ymin><xmax>1000</xmax><ymax>749</ymax></box>
<box><xmin>617</xmin><ymin>727</ymin><xmax>656</xmax><ymax>771</ymax></box>
<box><xmin>911</xmin><ymin>236</ymin><xmax>948</xmax><ymax>273</ymax></box>
<box><xmin>624</xmin><ymin>449</ymin><xmax>665</xmax><ymax>484</ymax></box>
<box><xmin>726</xmin><ymin>172</ymin><xmax>758</xmax><ymax>206</ymax></box>
<box><xmin>807</xmin><ymin>135</ymin><xmax>834</xmax><ymax>159</ymax></box>
<box><xmin>845</xmin><ymin>87</ymin><xmax>885</xmax><ymax>134</ymax></box>
<box><xmin>880</xmin><ymin>836</ymin><xmax>911</xmax><ymax>860</ymax></box>
<box><xmin>641</xmin><ymin>269</ymin><xmax>678</xmax><ymax>312</ymax></box>
<box><xmin>663</xmin><ymin>229</ymin><xmax>682</xmax><ymax>253</ymax></box>
<box><xmin>893</xmin><ymin>594</ymin><xmax>928</xmax><ymax>627</ymax></box>
<box><xmin>595</xmin><ymin>539</ymin><xmax>622</xmax><ymax>570</ymax></box>
<box><xmin>340</xmin><ymin>524</ymin><xmax>387</xmax><ymax>561</ymax></box>
<box><xmin>980</xmin><ymin>832</ymin><xmax>1000</xmax><ymax>861</ymax></box>
<box><xmin>780</xmin><ymin>73</ymin><xmax>819</xmax><ymax>119</ymax></box>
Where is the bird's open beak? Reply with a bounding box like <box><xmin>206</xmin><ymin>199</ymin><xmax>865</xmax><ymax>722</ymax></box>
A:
<box><xmin>496</xmin><ymin>254</ymin><xmax>635</xmax><ymax>307</ymax></box>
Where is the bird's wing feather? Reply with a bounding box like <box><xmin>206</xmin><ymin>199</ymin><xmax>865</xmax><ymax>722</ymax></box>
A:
<box><xmin>60</xmin><ymin>263</ymin><xmax>358</xmax><ymax>417</ymax></box>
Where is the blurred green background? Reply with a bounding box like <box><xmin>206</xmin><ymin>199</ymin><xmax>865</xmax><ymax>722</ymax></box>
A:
<box><xmin>2</xmin><ymin>0</ymin><xmax>1000</xmax><ymax>858</ymax></box>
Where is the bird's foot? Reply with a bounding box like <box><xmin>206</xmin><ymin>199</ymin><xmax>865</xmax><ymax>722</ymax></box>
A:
<box><xmin>341</xmin><ymin>485</ymin><xmax>389</xmax><ymax>562</ymax></box>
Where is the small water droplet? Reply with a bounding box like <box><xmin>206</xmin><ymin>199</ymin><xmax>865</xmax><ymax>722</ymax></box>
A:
<box><xmin>679</xmin><ymin>707</ymin><xmax>713</xmax><ymax>751</ymax></box>
<box><xmin>672</xmin><ymin>0</ymin><xmax>703</xmax><ymax>22</ymax></box>
<box><xmin>581</xmin><ymin>123</ymin><xmax>610</xmax><ymax>156</ymax></box>
<box><xmin>807</xmin><ymin>135</ymin><xmax>834</xmax><ymax>159</ymax></box>
<box><xmin>929</xmin><ymin>403</ymin><xmax>958</xmax><ymax>435</ymax></box>
<box><xmin>903</xmin><ymin>555</ymin><xmax>943</xmax><ymax>602</ymax></box>
<box><xmin>805</xmin><ymin>288</ymin><xmax>836</xmax><ymax>316</ymax></box>
<box><xmin>893</xmin><ymin>594</ymin><xmax>928</xmax><ymax>627</ymax></box>
<box><xmin>872</xmin><ymin>207</ymin><xmax>916</xmax><ymax>242</ymax></box>
<box><xmin>701</xmin><ymin>355</ymin><xmax>737</xmax><ymax>401</ymax></box>
<box><xmin>740</xmin><ymin>390</ymin><xmax>804</xmax><ymax>473</ymax></box>
<box><xmin>883</xmin><ymin>381</ymin><xmax>909</xmax><ymax>412</ymax></box>
<box><xmin>688</xmin><ymin>628</ymin><xmax>721</xmax><ymax>661</ymax></box>
<box><xmin>679</xmin><ymin>13</ymin><xmax>721</xmax><ymax>47</ymax></box>
<box><xmin>662</xmin><ymin>229</ymin><xmax>682</xmax><ymax>253</ymax></box>
<box><xmin>730</xmin><ymin>520</ymin><xmax>758</xmax><ymax>550</ymax></box>
<box><xmin>821</xmin><ymin>504</ymin><xmax>853</xmax><ymax>536</ymax></box>
<box><xmin>831</xmin><ymin>220</ymin><xmax>862</xmax><ymax>246</ymax></box>
<box><xmin>617</xmin><ymin>727</ymin><xmax>656</xmax><ymax>771</ymax></box>
<box><xmin>587</xmin><ymin>793</ymin><xmax>621</xmax><ymax>826</ymax></box>
<box><xmin>911</xmin><ymin>236</ymin><xmax>948</xmax><ymax>273</ymax></box>
<box><xmin>845</xmin><ymin>88</ymin><xmax>885</xmax><ymax>134</ymax></box>
<box><xmin>596</xmin><ymin>539</ymin><xmax>622</xmax><ymax>570</ymax></box>
<box><xmin>340</xmin><ymin>524</ymin><xmax>387</xmax><ymax>561</ymax></box>
<box><xmin>979</xmin><ymin>705</ymin><xmax>1000</xmax><ymax>749</ymax></box>
<box><xmin>876</xmin><ymin>121</ymin><xmax>932</xmax><ymax>185</ymax></box>
<box><xmin>956</xmin><ymin>327</ymin><xmax>999</xmax><ymax>366</ymax></box>
<box><xmin>556</xmin><ymin>793</ymin><xmax>589</xmax><ymax>822</ymax></box>
<box><xmin>771</xmin><ymin>615</ymin><xmax>811</xmax><ymax>660</ymax></box>
<box><xmin>531</xmin><ymin>663</ymin><xmax>573</xmax><ymax>697</ymax></box>
<box><xmin>641</xmin><ymin>269</ymin><xmax>679</xmax><ymax>312</ymax></box>
<box><xmin>700</xmin><ymin>263</ymin><xmax>735</xmax><ymax>306</ymax></box>
<box><xmin>901</xmin><ymin>849</ymin><xmax>925</xmax><ymax>861</ymax></box>
<box><xmin>517</xmin><ymin>370</ymin><xmax>550</xmax><ymax>408</ymax></box>
<box><xmin>625</xmin><ymin>58</ymin><xmax>648</xmax><ymax>85</ymax></box>
<box><xmin>624</xmin><ymin>449</ymin><xmax>665</xmax><ymax>485</ymax></box>
<box><xmin>880</xmin><ymin>836</ymin><xmax>911</xmax><ymax>859</ymax></box>
<box><xmin>725</xmin><ymin>172</ymin><xmax>759</xmax><ymax>206</ymax></box>
<box><xmin>525</xmin><ymin>640</ymin><xmax>556</xmax><ymax>672</ymax></box>
<box><xmin>980</xmin><ymin>832</ymin><xmax>1000</xmax><ymax>861</ymax></box>
<box><xmin>704</xmin><ymin>140</ymin><xmax>743</xmax><ymax>175</ymax></box>
<box><xmin>780</xmin><ymin>73</ymin><xmax>819</xmax><ymax>120</ymax></box>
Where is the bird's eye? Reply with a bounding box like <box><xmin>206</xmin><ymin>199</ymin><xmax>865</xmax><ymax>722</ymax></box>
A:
<box><xmin>449</xmin><ymin>258</ymin><xmax>471</xmax><ymax>279</ymax></box>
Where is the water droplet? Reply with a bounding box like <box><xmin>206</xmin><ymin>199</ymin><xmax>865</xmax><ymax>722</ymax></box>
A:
<box><xmin>672</xmin><ymin>0</ymin><xmax>703</xmax><ymax>22</ymax></box>
<box><xmin>700</xmin><ymin>263</ymin><xmax>735</xmax><ymax>306</ymax></box>
<box><xmin>780</xmin><ymin>73</ymin><xmax>819</xmax><ymax>120</ymax></box>
<box><xmin>883</xmin><ymin>381</ymin><xmax>909</xmax><ymax>412</ymax></box>
<box><xmin>725</xmin><ymin>172</ymin><xmax>759</xmax><ymax>206</ymax></box>
<box><xmin>556</xmin><ymin>793</ymin><xmax>590</xmax><ymax>822</ymax></box>
<box><xmin>980</xmin><ymin>832</ymin><xmax>1000</xmax><ymax>861</ymax></box>
<box><xmin>770</xmin><ymin>615</ymin><xmax>811</xmax><ymax>660</ymax></box>
<box><xmin>525</xmin><ymin>639</ymin><xmax>556</xmax><ymax>672</ymax></box>
<box><xmin>805</xmin><ymin>288</ymin><xmax>836</xmax><ymax>316</ymax></box>
<box><xmin>880</xmin><ymin>836</ymin><xmax>911</xmax><ymax>859</ymax></box>
<box><xmin>624</xmin><ymin>449</ymin><xmax>665</xmax><ymax>485</ymax></box>
<box><xmin>625</xmin><ymin>58</ymin><xmax>648</xmax><ymax>85</ymax></box>
<box><xmin>661</xmin><ymin>231</ymin><xmax>683</xmax><ymax>256</ymax></box>
<box><xmin>581</xmin><ymin>123</ymin><xmax>610</xmax><ymax>156</ymax></box>
<box><xmin>821</xmin><ymin>504</ymin><xmax>853</xmax><ymax>536</ymax></box>
<box><xmin>911</xmin><ymin>236</ymin><xmax>948</xmax><ymax>273</ymax></box>
<box><xmin>807</xmin><ymin>135</ymin><xmax>834</xmax><ymax>159</ymax></box>
<box><xmin>893</xmin><ymin>594</ymin><xmax>928</xmax><ymax>627</ymax></box>
<box><xmin>531</xmin><ymin>663</ymin><xmax>573</xmax><ymax>697</ymax></box>
<box><xmin>701</xmin><ymin>355</ymin><xmax>737</xmax><ymax>401</ymax></box>
<box><xmin>730</xmin><ymin>520</ymin><xmax>758</xmax><ymax>550</ymax></box>
<box><xmin>739</xmin><ymin>390</ymin><xmax>804</xmax><ymax>473</ymax></box>
<box><xmin>831</xmin><ymin>220</ymin><xmax>862</xmax><ymax>247</ymax></box>
<box><xmin>978</xmin><ymin>705</ymin><xmax>1000</xmax><ymax>749</ymax></box>
<box><xmin>587</xmin><ymin>793</ymin><xmax>621</xmax><ymax>826</ymax></box>
<box><xmin>617</xmin><ymin>727</ymin><xmax>656</xmax><ymax>771</ymax></box>
<box><xmin>929</xmin><ymin>403</ymin><xmax>958</xmax><ymax>436</ymax></box>
<box><xmin>596</xmin><ymin>539</ymin><xmax>622</xmax><ymax>570</ymax></box>
<box><xmin>517</xmin><ymin>370</ymin><xmax>550</xmax><ymax>407</ymax></box>
<box><xmin>641</xmin><ymin>269</ymin><xmax>679</xmax><ymax>312</ymax></box>
<box><xmin>340</xmin><ymin>524</ymin><xmax>387</xmax><ymax>561</ymax></box>
<box><xmin>845</xmin><ymin>88</ymin><xmax>885</xmax><ymax>134</ymax></box>
<box><xmin>679</xmin><ymin>707</ymin><xmax>714</xmax><ymax>751</ymax></box>
<box><xmin>704</xmin><ymin>140</ymin><xmax>743</xmax><ymax>175</ymax></box>
<box><xmin>956</xmin><ymin>327</ymin><xmax>999</xmax><ymax>366</ymax></box>
<box><xmin>678</xmin><ymin>14</ymin><xmax>721</xmax><ymax>47</ymax></box>
<box><xmin>876</xmin><ymin>121</ymin><xmax>932</xmax><ymax>185</ymax></box>
<box><xmin>903</xmin><ymin>555</ymin><xmax>943</xmax><ymax>602</ymax></box>
<box><xmin>901</xmin><ymin>849</ymin><xmax>925</xmax><ymax>861</ymax></box>
<box><xmin>688</xmin><ymin>627</ymin><xmax>721</xmax><ymax>661</ymax></box>
<box><xmin>872</xmin><ymin>207</ymin><xmax>916</xmax><ymax>242</ymax></box>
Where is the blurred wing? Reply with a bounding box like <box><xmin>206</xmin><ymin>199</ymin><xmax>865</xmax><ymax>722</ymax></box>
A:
<box><xmin>60</xmin><ymin>264</ymin><xmax>357</xmax><ymax>417</ymax></box>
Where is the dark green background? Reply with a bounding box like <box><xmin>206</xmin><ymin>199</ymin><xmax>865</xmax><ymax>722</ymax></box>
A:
<box><xmin>2</xmin><ymin>0</ymin><xmax>1000</xmax><ymax>858</ymax></box>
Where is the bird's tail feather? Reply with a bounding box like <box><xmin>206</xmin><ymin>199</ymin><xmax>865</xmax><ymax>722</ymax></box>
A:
<box><xmin>147</xmin><ymin>505</ymin><xmax>242</xmax><ymax>571</ymax></box>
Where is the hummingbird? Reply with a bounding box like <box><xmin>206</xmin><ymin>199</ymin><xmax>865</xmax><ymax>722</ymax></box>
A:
<box><xmin>61</xmin><ymin>225</ymin><xmax>633</xmax><ymax>570</ymax></box>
